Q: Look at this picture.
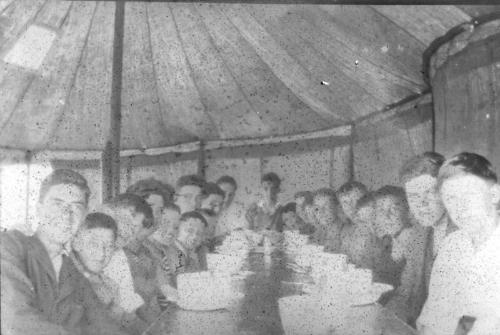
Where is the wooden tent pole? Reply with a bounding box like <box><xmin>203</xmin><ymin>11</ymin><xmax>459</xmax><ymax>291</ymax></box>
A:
<box><xmin>348</xmin><ymin>123</ymin><xmax>355</xmax><ymax>181</ymax></box>
<box><xmin>102</xmin><ymin>0</ymin><xmax>125</xmax><ymax>201</ymax></box>
<box><xmin>197</xmin><ymin>140</ymin><xmax>206</xmax><ymax>178</ymax></box>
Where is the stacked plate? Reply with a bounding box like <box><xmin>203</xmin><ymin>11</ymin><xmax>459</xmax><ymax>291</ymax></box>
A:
<box><xmin>282</xmin><ymin>230</ymin><xmax>309</xmax><ymax>254</ymax></box>
<box><xmin>177</xmin><ymin>271</ymin><xmax>244</xmax><ymax>311</ymax></box>
<box><xmin>206</xmin><ymin>253</ymin><xmax>245</xmax><ymax>275</ymax></box>
<box><xmin>280</xmin><ymin>267</ymin><xmax>394</xmax><ymax>334</ymax></box>
<box><xmin>293</xmin><ymin>244</ymin><xmax>325</xmax><ymax>268</ymax></box>
<box><xmin>278</xmin><ymin>294</ymin><xmax>347</xmax><ymax>335</ymax></box>
<box><xmin>309</xmin><ymin>253</ymin><xmax>348</xmax><ymax>283</ymax></box>
<box><xmin>315</xmin><ymin>268</ymin><xmax>394</xmax><ymax>307</ymax></box>
<box><xmin>215</xmin><ymin>231</ymin><xmax>252</xmax><ymax>257</ymax></box>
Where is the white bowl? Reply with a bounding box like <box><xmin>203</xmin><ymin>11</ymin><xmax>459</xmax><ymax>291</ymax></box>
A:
<box><xmin>177</xmin><ymin>291</ymin><xmax>244</xmax><ymax>311</ymax></box>
<box><xmin>177</xmin><ymin>271</ymin><xmax>242</xmax><ymax>311</ymax></box>
<box><xmin>207</xmin><ymin>253</ymin><xmax>245</xmax><ymax>274</ymax></box>
<box><xmin>279</xmin><ymin>295</ymin><xmax>347</xmax><ymax>335</ymax></box>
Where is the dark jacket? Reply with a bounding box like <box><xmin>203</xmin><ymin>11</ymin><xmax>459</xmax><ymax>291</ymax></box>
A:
<box><xmin>160</xmin><ymin>242</ymin><xmax>202</xmax><ymax>288</ymax></box>
<box><xmin>124</xmin><ymin>240</ymin><xmax>166</xmax><ymax>322</ymax></box>
<box><xmin>0</xmin><ymin>230</ymin><xmax>126</xmax><ymax>335</ymax></box>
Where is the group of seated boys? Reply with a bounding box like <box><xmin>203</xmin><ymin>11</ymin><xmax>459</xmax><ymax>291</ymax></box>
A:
<box><xmin>1</xmin><ymin>151</ymin><xmax>499</xmax><ymax>335</ymax></box>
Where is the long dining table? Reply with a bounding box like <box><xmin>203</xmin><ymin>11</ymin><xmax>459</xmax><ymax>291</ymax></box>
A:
<box><xmin>143</xmin><ymin>250</ymin><xmax>418</xmax><ymax>335</ymax></box>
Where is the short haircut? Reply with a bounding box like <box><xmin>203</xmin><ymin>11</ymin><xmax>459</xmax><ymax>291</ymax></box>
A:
<box><xmin>163</xmin><ymin>201</ymin><xmax>181</xmax><ymax>213</ymax></box>
<box><xmin>400</xmin><ymin>152</ymin><xmax>445</xmax><ymax>185</ymax></box>
<box><xmin>294</xmin><ymin>191</ymin><xmax>313</xmax><ymax>205</ymax></box>
<box><xmin>313</xmin><ymin>188</ymin><xmax>347</xmax><ymax>224</ymax></box>
<box><xmin>202</xmin><ymin>182</ymin><xmax>225</xmax><ymax>198</ymax></box>
<box><xmin>337</xmin><ymin>181</ymin><xmax>368</xmax><ymax>196</ymax></box>
<box><xmin>438</xmin><ymin>152</ymin><xmax>497</xmax><ymax>189</ymax></box>
<box><xmin>282</xmin><ymin>202</ymin><xmax>296</xmax><ymax>214</ymax></box>
<box><xmin>355</xmin><ymin>192</ymin><xmax>376</xmax><ymax>210</ymax></box>
<box><xmin>126</xmin><ymin>178</ymin><xmax>174</xmax><ymax>204</ymax></box>
<box><xmin>179</xmin><ymin>211</ymin><xmax>208</xmax><ymax>227</ymax></box>
<box><xmin>216</xmin><ymin>175</ymin><xmax>237</xmax><ymax>189</ymax></box>
<box><xmin>374</xmin><ymin>185</ymin><xmax>411</xmax><ymax>227</ymax></box>
<box><xmin>39</xmin><ymin>169</ymin><xmax>90</xmax><ymax>205</ymax></box>
<box><xmin>197</xmin><ymin>208</ymin><xmax>216</xmax><ymax>218</ymax></box>
<box><xmin>313</xmin><ymin>188</ymin><xmax>340</xmax><ymax>208</ymax></box>
<box><xmin>262</xmin><ymin>172</ymin><xmax>281</xmax><ymax>190</ymax></box>
<box><xmin>373</xmin><ymin>186</ymin><xmax>410</xmax><ymax>222</ymax></box>
<box><xmin>104</xmin><ymin>193</ymin><xmax>154</xmax><ymax>229</ymax></box>
<box><xmin>373</xmin><ymin>185</ymin><xmax>407</xmax><ymax>203</ymax></box>
<box><xmin>80</xmin><ymin>212</ymin><xmax>118</xmax><ymax>240</ymax></box>
<box><xmin>176</xmin><ymin>174</ymin><xmax>206</xmax><ymax>190</ymax></box>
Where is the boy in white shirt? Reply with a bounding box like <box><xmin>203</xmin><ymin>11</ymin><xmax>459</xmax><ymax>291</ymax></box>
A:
<box><xmin>417</xmin><ymin>152</ymin><xmax>500</xmax><ymax>335</ymax></box>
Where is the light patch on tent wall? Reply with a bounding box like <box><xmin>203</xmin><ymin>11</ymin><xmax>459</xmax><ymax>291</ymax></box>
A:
<box><xmin>0</xmin><ymin>163</ymin><xmax>53</xmax><ymax>233</ymax></box>
<box><xmin>3</xmin><ymin>25</ymin><xmax>57</xmax><ymax>70</ymax></box>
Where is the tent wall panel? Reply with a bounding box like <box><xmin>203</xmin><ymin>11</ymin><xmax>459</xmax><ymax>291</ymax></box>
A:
<box><xmin>205</xmin><ymin>136</ymin><xmax>350</xmax><ymax>205</ymax></box>
<box><xmin>431</xmin><ymin>21</ymin><xmax>500</xmax><ymax>171</ymax></box>
<box><xmin>205</xmin><ymin>156</ymin><xmax>261</xmax><ymax>208</ymax></box>
<box><xmin>353</xmin><ymin>100</ymin><xmax>433</xmax><ymax>189</ymax></box>
<box><xmin>261</xmin><ymin>149</ymin><xmax>331</xmax><ymax>205</ymax></box>
<box><xmin>120</xmin><ymin>152</ymin><xmax>200</xmax><ymax>193</ymax></box>
<box><xmin>329</xmin><ymin>144</ymin><xmax>352</xmax><ymax>190</ymax></box>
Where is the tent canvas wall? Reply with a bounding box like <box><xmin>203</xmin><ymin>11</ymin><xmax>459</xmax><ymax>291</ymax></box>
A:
<box><xmin>1</xmin><ymin>2</ymin><xmax>499</xmax><ymax>232</ymax></box>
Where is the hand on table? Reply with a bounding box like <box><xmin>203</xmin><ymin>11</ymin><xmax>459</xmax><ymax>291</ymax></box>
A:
<box><xmin>159</xmin><ymin>284</ymin><xmax>179</xmax><ymax>303</ymax></box>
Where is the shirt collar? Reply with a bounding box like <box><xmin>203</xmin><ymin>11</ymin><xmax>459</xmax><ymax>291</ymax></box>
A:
<box><xmin>69</xmin><ymin>251</ymin><xmax>103</xmax><ymax>281</ymax></box>
<box><xmin>174</xmin><ymin>239</ymin><xmax>189</xmax><ymax>255</ymax></box>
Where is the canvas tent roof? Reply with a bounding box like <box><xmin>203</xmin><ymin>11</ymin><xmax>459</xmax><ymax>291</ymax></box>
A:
<box><xmin>0</xmin><ymin>1</ymin><xmax>497</xmax><ymax>152</ymax></box>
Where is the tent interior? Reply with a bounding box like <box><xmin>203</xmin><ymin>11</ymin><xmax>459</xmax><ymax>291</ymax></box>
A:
<box><xmin>0</xmin><ymin>1</ymin><xmax>499</xmax><ymax>233</ymax></box>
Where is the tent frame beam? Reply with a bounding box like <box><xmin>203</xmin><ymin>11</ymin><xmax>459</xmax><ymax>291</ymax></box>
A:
<box><xmin>0</xmin><ymin>124</ymin><xmax>352</xmax><ymax>161</ymax></box>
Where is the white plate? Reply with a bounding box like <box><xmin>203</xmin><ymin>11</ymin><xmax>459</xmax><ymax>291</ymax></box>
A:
<box><xmin>177</xmin><ymin>292</ymin><xmax>245</xmax><ymax>311</ymax></box>
<box><xmin>350</xmin><ymin>283</ymin><xmax>394</xmax><ymax>306</ymax></box>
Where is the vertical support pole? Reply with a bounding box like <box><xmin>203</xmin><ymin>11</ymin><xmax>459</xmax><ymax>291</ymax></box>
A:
<box><xmin>348</xmin><ymin>123</ymin><xmax>355</xmax><ymax>181</ymax></box>
<box><xmin>102</xmin><ymin>0</ymin><xmax>125</xmax><ymax>201</ymax></box>
<box><xmin>197</xmin><ymin>140</ymin><xmax>206</xmax><ymax>178</ymax></box>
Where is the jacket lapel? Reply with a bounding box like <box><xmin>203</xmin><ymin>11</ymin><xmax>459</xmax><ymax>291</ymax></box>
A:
<box><xmin>26</xmin><ymin>235</ymin><xmax>58</xmax><ymax>285</ymax></box>
<box><xmin>56</xmin><ymin>255</ymin><xmax>79</xmax><ymax>303</ymax></box>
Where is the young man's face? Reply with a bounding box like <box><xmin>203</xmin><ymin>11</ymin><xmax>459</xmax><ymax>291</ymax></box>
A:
<box><xmin>73</xmin><ymin>227</ymin><xmax>115</xmax><ymax>273</ymax></box>
<box><xmin>115</xmin><ymin>209</ymin><xmax>145</xmax><ymax>248</ymax></box>
<box><xmin>282</xmin><ymin>211</ymin><xmax>298</xmax><ymax>230</ymax></box>
<box><xmin>201</xmin><ymin>194</ymin><xmax>224</xmax><ymax>216</ymax></box>
<box><xmin>177</xmin><ymin>218</ymin><xmax>205</xmax><ymax>250</ymax></box>
<box><xmin>440</xmin><ymin>174</ymin><xmax>497</xmax><ymax>235</ymax></box>
<box><xmin>295</xmin><ymin>197</ymin><xmax>306</xmax><ymax>220</ymax></box>
<box><xmin>218</xmin><ymin>182</ymin><xmax>236</xmax><ymax>209</ymax></box>
<box><xmin>175</xmin><ymin>185</ymin><xmax>202</xmax><ymax>214</ymax></box>
<box><xmin>374</xmin><ymin>196</ymin><xmax>406</xmax><ymax>239</ymax></box>
<box><xmin>259</xmin><ymin>181</ymin><xmax>277</xmax><ymax>202</ymax></box>
<box><xmin>145</xmin><ymin>193</ymin><xmax>165</xmax><ymax>226</ymax></box>
<box><xmin>353</xmin><ymin>204</ymin><xmax>375</xmax><ymax>231</ymax></box>
<box><xmin>313</xmin><ymin>195</ymin><xmax>335</xmax><ymax>226</ymax></box>
<box><xmin>405</xmin><ymin>175</ymin><xmax>445</xmax><ymax>227</ymax></box>
<box><xmin>304</xmin><ymin>203</ymin><xmax>318</xmax><ymax>225</ymax></box>
<box><xmin>338</xmin><ymin>190</ymin><xmax>365</xmax><ymax>221</ymax></box>
<box><xmin>151</xmin><ymin>208</ymin><xmax>181</xmax><ymax>244</ymax></box>
<box><xmin>202</xmin><ymin>214</ymin><xmax>217</xmax><ymax>240</ymax></box>
<box><xmin>36</xmin><ymin>184</ymin><xmax>87</xmax><ymax>245</ymax></box>
<box><xmin>391</xmin><ymin>227</ymin><xmax>413</xmax><ymax>262</ymax></box>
